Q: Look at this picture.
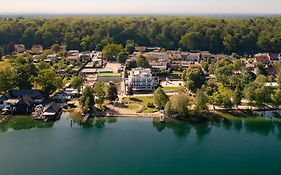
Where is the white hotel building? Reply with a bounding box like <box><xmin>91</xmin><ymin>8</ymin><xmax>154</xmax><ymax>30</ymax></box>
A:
<box><xmin>126</xmin><ymin>68</ymin><xmax>157</xmax><ymax>92</ymax></box>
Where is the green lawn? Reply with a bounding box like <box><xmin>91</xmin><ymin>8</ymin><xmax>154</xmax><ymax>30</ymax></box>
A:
<box><xmin>162</xmin><ymin>86</ymin><xmax>185</xmax><ymax>92</ymax></box>
<box><xmin>97</xmin><ymin>73</ymin><xmax>121</xmax><ymax>77</ymax></box>
<box><xmin>123</xmin><ymin>96</ymin><xmax>158</xmax><ymax>113</ymax></box>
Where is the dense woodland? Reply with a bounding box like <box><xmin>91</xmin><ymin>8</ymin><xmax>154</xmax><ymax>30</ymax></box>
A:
<box><xmin>1</xmin><ymin>17</ymin><xmax>281</xmax><ymax>55</ymax></box>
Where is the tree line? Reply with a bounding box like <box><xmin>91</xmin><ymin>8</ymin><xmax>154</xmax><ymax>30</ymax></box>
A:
<box><xmin>1</xmin><ymin>17</ymin><xmax>281</xmax><ymax>55</ymax></box>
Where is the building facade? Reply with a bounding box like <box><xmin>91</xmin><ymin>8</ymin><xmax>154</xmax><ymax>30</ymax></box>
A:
<box><xmin>126</xmin><ymin>68</ymin><xmax>156</xmax><ymax>92</ymax></box>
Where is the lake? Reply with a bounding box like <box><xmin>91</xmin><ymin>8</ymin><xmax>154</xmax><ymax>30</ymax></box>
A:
<box><xmin>0</xmin><ymin>113</ymin><xmax>281</xmax><ymax>175</ymax></box>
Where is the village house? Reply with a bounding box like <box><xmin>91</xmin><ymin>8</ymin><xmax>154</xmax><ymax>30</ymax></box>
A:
<box><xmin>167</xmin><ymin>50</ymin><xmax>182</xmax><ymax>60</ymax></box>
<box><xmin>126</xmin><ymin>68</ymin><xmax>157</xmax><ymax>92</ymax></box>
<box><xmin>200</xmin><ymin>51</ymin><xmax>212</xmax><ymax>60</ymax></box>
<box><xmin>44</xmin><ymin>54</ymin><xmax>58</xmax><ymax>63</ymax></box>
<box><xmin>14</xmin><ymin>44</ymin><xmax>26</xmax><ymax>53</ymax></box>
<box><xmin>41</xmin><ymin>102</ymin><xmax>62</xmax><ymax>121</ymax></box>
<box><xmin>149</xmin><ymin>61</ymin><xmax>168</xmax><ymax>73</ymax></box>
<box><xmin>143</xmin><ymin>52</ymin><xmax>169</xmax><ymax>61</ymax></box>
<box><xmin>180</xmin><ymin>52</ymin><xmax>201</xmax><ymax>62</ymax></box>
<box><xmin>0</xmin><ymin>90</ymin><xmax>43</xmax><ymax>114</ymax></box>
<box><xmin>134</xmin><ymin>46</ymin><xmax>161</xmax><ymax>53</ymax></box>
<box><xmin>269</xmin><ymin>53</ymin><xmax>281</xmax><ymax>61</ymax></box>
<box><xmin>2</xmin><ymin>96</ymin><xmax>34</xmax><ymax>114</ymax></box>
<box><xmin>79</xmin><ymin>51</ymin><xmax>92</xmax><ymax>61</ymax></box>
<box><xmin>31</xmin><ymin>44</ymin><xmax>43</xmax><ymax>53</ymax></box>
<box><xmin>254</xmin><ymin>53</ymin><xmax>271</xmax><ymax>64</ymax></box>
<box><xmin>66</xmin><ymin>50</ymin><xmax>80</xmax><ymax>63</ymax></box>
<box><xmin>3</xmin><ymin>90</ymin><xmax>44</xmax><ymax>104</ymax></box>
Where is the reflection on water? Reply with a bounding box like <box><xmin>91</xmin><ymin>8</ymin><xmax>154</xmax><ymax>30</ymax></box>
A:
<box><xmin>152</xmin><ymin>117</ymin><xmax>281</xmax><ymax>139</ymax></box>
<box><xmin>0</xmin><ymin>116</ymin><xmax>54</xmax><ymax>132</ymax></box>
<box><xmin>1</xmin><ymin>112</ymin><xmax>281</xmax><ymax>140</ymax></box>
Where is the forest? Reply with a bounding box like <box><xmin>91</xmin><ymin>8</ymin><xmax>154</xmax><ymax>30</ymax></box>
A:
<box><xmin>1</xmin><ymin>16</ymin><xmax>281</xmax><ymax>55</ymax></box>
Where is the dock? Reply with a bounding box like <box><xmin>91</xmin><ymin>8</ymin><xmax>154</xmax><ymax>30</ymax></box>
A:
<box><xmin>82</xmin><ymin>113</ymin><xmax>90</xmax><ymax>123</ymax></box>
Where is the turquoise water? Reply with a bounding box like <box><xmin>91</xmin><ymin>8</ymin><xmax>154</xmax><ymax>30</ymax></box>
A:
<box><xmin>0</xmin><ymin>113</ymin><xmax>281</xmax><ymax>175</ymax></box>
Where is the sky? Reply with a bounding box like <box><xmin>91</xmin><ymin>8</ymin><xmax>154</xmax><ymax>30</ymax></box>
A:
<box><xmin>0</xmin><ymin>0</ymin><xmax>280</xmax><ymax>15</ymax></box>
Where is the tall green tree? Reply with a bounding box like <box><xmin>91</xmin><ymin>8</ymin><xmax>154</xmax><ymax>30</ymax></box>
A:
<box><xmin>184</xmin><ymin>65</ymin><xmax>206</xmax><ymax>93</ymax></box>
<box><xmin>107</xmin><ymin>83</ymin><xmax>118</xmax><ymax>102</ymax></box>
<box><xmin>102</xmin><ymin>44</ymin><xmax>123</xmax><ymax>61</ymax></box>
<box><xmin>0</xmin><ymin>68</ymin><xmax>15</xmax><ymax>93</ymax></box>
<box><xmin>194</xmin><ymin>89</ymin><xmax>208</xmax><ymax>113</ymax></box>
<box><xmin>93</xmin><ymin>82</ymin><xmax>106</xmax><ymax>107</ymax></box>
<box><xmin>136</xmin><ymin>55</ymin><xmax>149</xmax><ymax>68</ymax></box>
<box><xmin>153</xmin><ymin>87</ymin><xmax>169</xmax><ymax>109</ymax></box>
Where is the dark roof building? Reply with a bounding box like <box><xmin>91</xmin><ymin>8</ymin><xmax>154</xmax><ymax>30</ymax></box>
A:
<box><xmin>5</xmin><ymin>90</ymin><xmax>44</xmax><ymax>103</ymax></box>
<box><xmin>42</xmin><ymin>102</ymin><xmax>62</xmax><ymax>120</ymax></box>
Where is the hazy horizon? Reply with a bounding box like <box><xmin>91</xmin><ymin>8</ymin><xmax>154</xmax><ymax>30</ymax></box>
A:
<box><xmin>0</xmin><ymin>0</ymin><xmax>280</xmax><ymax>15</ymax></box>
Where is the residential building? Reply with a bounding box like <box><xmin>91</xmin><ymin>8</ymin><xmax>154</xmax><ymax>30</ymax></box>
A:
<box><xmin>66</xmin><ymin>50</ymin><xmax>80</xmax><ymax>63</ymax></box>
<box><xmin>149</xmin><ymin>61</ymin><xmax>168</xmax><ymax>72</ymax></box>
<box><xmin>42</xmin><ymin>102</ymin><xmax>62</xmax><ymax>121</ymax></box>
<box><xmin>255</xmin><ymin>53</ymin><xmax>270</xmax><ymax>64</ymax></box>
<box><xmin>31</xmin><ymin>44</ymin><xmax>43</xmax><ymax>53</ymax></box>
<box><xmin>14</xmin><ymin>44</ymin><xmax>26</xmax><ymax>53</ymax></box>
<box><xmin>3</xmin><ymin>89</ymin><xmax>44</xmax><ymax>104</ymax></box>
<box><xmin>44</xmin><ymin>54</ymin><xmax>58</xmax><ymax>63</ymax></box>
<box><xmin>2</xmin><ymin>96</ymin><xmax>34</xmax><ymax>114</ymax></box>
<box><xmin>79</xmin><ymin>51</ymin><xmax>92</xmax><ymax>61</ymax></box>
<box><xmin>126</xmin><ymin>68</ymin><xmax>156</xmax><ymax>92</ymax></box>
<box><xmin>143</xmin><ymin>52</ymin><xmax>169</xmax><ymax>61</ymax></box>
<box><xmin>269</xmin><ymin>53</ymin><xmax>281</xmax><ymax>61</ymax></box>
<box><xmin>180</xmin><ymin>52</ymin><xmax>200</xmax><ymax>62</ymax></box>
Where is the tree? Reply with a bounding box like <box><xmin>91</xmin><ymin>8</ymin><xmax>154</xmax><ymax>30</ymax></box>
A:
<box><xmin>93</xmin><ymin>82</ymin><xmax>106</xmax><ymax>107</ymax></box>
<box><xmin>194</xmin><ymin>89</ymin><xmax>208</xmax><ymax>113</ymax></box>
<box><xmin>80</xmin><ymin>87</ymin><xmax>94</xmax><ymax>113</ymax></box>
<box><xmin>14</xmin><ymin>64</ymin><xmax>32</xmax><ymax>89</ymax></box>
<box><xmin>180</xmin><ymin>32</ymin><xmax>201</xmax><ymax>50</ymax></box>
<box><xmin>244</xmin><ymin>82</ymin><xmax>258</xmax><ymax>108</ymax></box>
<box><xmin>0</xmin><ymin>47</ymin><xmax>3</xmax><ymax>60</ymax></box>
<box><xmin>117</xmin><ymin>51</ymin><xmax>128</xmax><ymax>64</ymax></box>
<box><xmin>184</xmin><ymin>65</ymin><xmax>206</xmax><ymax>93</ymax></box>
<box><xmin>164</xmin><ymin>101</ymin><xmax>173</xmax><ymax>117</ymax></box>
<box><xmin>221</xmin><ymin>94</ymin><xmax>233</xmax><ymax>109</ymax></box>
<box><xmin>271</xmin><ymin>89</ymin><xmax>281</xmax><ymax>108</ymax></box>
<box><xmin>153</xmin><ymin>87</ymin><xmax>169</xmax><ymax>109</ymax></box>
<box><xmin>136</xmin><ymin>55</ymin><xmax>149</xmax><ymax>68</ymax></box>
<box><xmin>51</xmin><ymin>44</ymin><xmax>61</xmax><ymax>53</ymax></box>
<box><xmin>125</xmin><ymin>40</ymin><xmax>135</xmax><ymax>54</ymax></box>
<box><xmin>256</xmin><ymin>64</ymin><xmax>267</xmax><ymax>76</ymax></box>
<box><xmin>71</xmin><ymin>76</ymin><xmax>84</xmax><ymax>94</ymax></box>
<box><xmin>209</xmin><ymin>92</ymin><xmax>222</xmax><ymax>110</ymax></box>
<box><xmin>277</xmin><ymin>71</ymin><xmax>281</xmax><ymax>87</ymax></box>
<box><xmin>233</xmin><ymin>87</ymin><xmax>242</xmax><ymax>108</ymax></box>
<box><xmin>254</xmin><ymin>85</ymin><xmax>272</xmax><ymax>108</ymax></box>
<box><xmin>107</xmin><ymin>83</ymin><xmax>118</xmax><ymax>102</ymax></box>
<box><xmin>0</xmin><ymin>67</ymin><xmax>15</xmax><ymax>93</ymax></box>
<box><xmin>169</xmin><ymin>93</ymin><xmax>189</xmax><ymax>118</ymax></box>
<box><xmin>255</xmin><ymin>75</ymin><xmax>267</xmax><ymax>85</ymax></box>
<box><xmin>30</xmin><ymin>69</ymin><xmax>63</xmax><ymax>95</ymax></box>
<box><xmin>6</xmin><ymin>42</ymin><xmax>15</xmax><ymax>54</ymax></box>
<box><xmin>102</xmin><ymin>44</ymin><xmax>123</xmax><ymax>61</ymax></box>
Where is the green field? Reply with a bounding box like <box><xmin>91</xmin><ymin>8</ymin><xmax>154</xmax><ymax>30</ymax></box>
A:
<box><xmin>162</xmin><ymin>86</ymin><xmax>185</xmax><ymax>92</ymax></box>
<box><xmin>123</xmin><ymin>96</ymin><xmax>158</xmax><ymax>113</ymax></box>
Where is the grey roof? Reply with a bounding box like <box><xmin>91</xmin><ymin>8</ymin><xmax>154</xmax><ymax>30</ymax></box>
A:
<box><xmin>6</xmin><ymin>90</ymin><xmax>43</xmax><ymax>99</ymax></box>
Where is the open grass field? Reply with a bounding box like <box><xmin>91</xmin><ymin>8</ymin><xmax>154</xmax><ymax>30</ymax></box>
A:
<box><xmin>123</xmin><ymin>96</ymin><xmax>158</xmax><ymax>113</ymax></box>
